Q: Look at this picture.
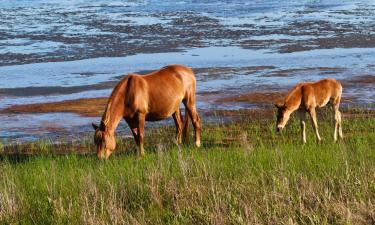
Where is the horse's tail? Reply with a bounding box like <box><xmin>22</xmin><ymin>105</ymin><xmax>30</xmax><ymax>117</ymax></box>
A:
<box><xmin>182</xmin><ymin>107</ymin><xmax>190</xmax><ymax>144</ymax></box>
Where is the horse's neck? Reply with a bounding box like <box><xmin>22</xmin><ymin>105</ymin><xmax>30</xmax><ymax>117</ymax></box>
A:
<box><xmin>101</xmin><ymin>83</ymin><xmax>126</xmax><ymax>133</ymax></box>
<box><xmin>285</xmin><ymin>86</ymin><xmax>302</xmax><ymax>112</ymax></box>
<box><xmin>104</xmin><ymin>75</ymin><xmax>133</xmax><ymax>133</ymax></box>
<box><xmin>101</xmin><ymin>111</ymin><xmax>122</xmax><ymax>133</ymax></box>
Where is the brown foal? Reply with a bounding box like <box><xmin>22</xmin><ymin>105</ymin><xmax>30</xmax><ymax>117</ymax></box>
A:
<box><xmin>275</xmin><ymin>78</ymin><xmax>343</xmax><ymax>143</ymax></box>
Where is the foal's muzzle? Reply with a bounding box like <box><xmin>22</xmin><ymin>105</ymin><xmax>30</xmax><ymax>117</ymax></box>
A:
<box><xmin>276</xmin><ymin>126</ymin><xmax>283</xmax><ymax>133</ymax></box>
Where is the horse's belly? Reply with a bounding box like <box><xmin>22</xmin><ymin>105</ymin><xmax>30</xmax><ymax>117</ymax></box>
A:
<box><xmin>146</xmin><ymin>96</ymin><xmax>182</xmax><ymax>121</ymax></box>
<box><xmin>145</xmin><ymin>111</ymin><xmax>173</xmax><ymax>121</ymax></box>
<box><xmin>317</xmin><ymin>96</ymin><xmax>330</xmax><ymax>107</ymax></box>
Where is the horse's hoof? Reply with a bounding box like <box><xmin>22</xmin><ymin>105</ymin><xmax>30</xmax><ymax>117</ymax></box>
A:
<box><xmin>195</xmin><ymin>141</ymin><xmax>201</xmax><ymax>148</ymax></box>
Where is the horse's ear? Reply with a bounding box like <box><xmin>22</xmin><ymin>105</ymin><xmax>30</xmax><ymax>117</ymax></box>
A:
<box><xmin>274</xmin><ymin>102</ymin><xmax>284</xmax><ymax>109</ymax></box>
<box><xmin>92</xmin><ymin>123</ymin><xmax>99</xmax><ymax>130</ymax></box>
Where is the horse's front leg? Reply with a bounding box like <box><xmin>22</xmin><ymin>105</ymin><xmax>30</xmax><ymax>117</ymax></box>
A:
<box><xmin>125</xmin><ymin>118</ymin><xmax>139</xmax><ymax>147</ymax></box>
<box><xmin>137</xmin><ymin>113</ymin><xmax>146</xmax><ymax>156</ymax></box>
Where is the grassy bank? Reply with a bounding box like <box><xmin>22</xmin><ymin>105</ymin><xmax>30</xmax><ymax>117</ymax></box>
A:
<box><xmin>0</xmin><ymin>110</ymin><xmax>374</xmax><ymax>224</ymax></box>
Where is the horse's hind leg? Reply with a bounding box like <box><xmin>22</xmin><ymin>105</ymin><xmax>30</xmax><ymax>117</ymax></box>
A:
<box><xmin>184</xmin><ymin>97</ymin><xmax>201</xmax><ymax>147</ymax></box>
<box><xmin>309</xmin><ymin>107</ymin><xmax>322</xmax><ymax>143</ymax></box>
<box><xmin>172</xmin><ymin>108</ymin><xmax>183</xmax><ymax>144</ymax></box>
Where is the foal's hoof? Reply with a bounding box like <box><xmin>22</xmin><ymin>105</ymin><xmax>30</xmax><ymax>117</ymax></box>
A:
<box><xmin>138</xmin><ymin>150</ymin><xmax>145</xmax><ymax>157</ymax></box>
<box><xmin>334</xmin><ymin>139</ymin><xmax>343</xmax><ymax>144</ymax></box>
<box><xmin>195</xmin><ymin>141</ymin><xmax>201</xmax><ymax>148</ymax></box>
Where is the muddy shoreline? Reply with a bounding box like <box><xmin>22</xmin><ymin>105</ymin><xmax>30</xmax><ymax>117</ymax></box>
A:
<box><xmin>1</xmin><ymin>68</ymin><xmax>374</xmax><ymax>117</ymax></box>
<box><xmin>0</xmin><ymin>89</ymin><xmax>363</xmax><ymax>118</ymax></box>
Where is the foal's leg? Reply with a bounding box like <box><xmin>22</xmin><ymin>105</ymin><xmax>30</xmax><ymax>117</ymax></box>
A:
<box><xmin>298</xmin><ymin>109</ymin><xmax>307</xmax><ymax>144</ymax></box>
<box><xmin>137</xmin><ymin>113</ymin><xmax>146</xmax><ymax>156</ymax></box>
<box><xmin>333</xmin><ymin>105</ymin><xmax>339</xmax><ymax>142</ymax></box>
<box><xmin>333</xmin><ymin>97</ymin><xmax>343</xmax><ymax>141</ymax></box>
<box><xmin>184</xmin><ymin>97</ymin><xmax>201</xmax><ymax>147</ymax></box>
<box><xmin>309</xmin><ymin>108</ymin><xmax>322</xmax><ymax>142</ymax></box>
<box><xmin>338</xmin><ymin>111</ymin><xmax>343</xmax><ymax>139</ymax></box>
<box><xmin>172</xmin><ymin>108</ymin><xmax>183</xmax><ymax>144</ymax></box>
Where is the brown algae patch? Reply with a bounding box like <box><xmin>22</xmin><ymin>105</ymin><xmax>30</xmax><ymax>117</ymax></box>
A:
<box><xmin>342</xmin><ymin>75</ymin><xmax>375</xmax><ymax>87</ymax></box>
<box><xmin>1</xmin><ymin>98</ymin><xmax>108</xmax><ymax>117</ymax></box>
<box><xmin>216</xmin><ymin>92</ymin><xmax>285</xmax><ymax>105</ymax></box>
<box><xmin>195</xmin><ymin>66</ymin><xmax>276</xmax><ymax>82</ymax></box>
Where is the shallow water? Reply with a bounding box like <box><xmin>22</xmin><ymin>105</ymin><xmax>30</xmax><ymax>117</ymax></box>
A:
<box><xmin>0</xmin><ymin>0</ymin><xmax>375</xmax><ymax>141</ymax></box>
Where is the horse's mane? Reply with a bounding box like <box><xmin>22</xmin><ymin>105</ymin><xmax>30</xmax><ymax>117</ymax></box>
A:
<box><xmin>101</xmin><ymin>75</ymin><xmax>130</xmax><ymax>128</ymax></box>
<box><xmin>101</xmin><ymin>102</ymin><xmax>112</xmax><ymax>127</ymax></box>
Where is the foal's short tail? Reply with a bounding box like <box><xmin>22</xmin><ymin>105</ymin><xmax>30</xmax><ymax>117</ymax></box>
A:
<box><xmin>182</xmin><ymin>108</ymin><xmax>190</xmax><ymax>144</ymax></box>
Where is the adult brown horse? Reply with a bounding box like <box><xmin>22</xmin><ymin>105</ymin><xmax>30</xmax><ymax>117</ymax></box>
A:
<box><xmin>275</xmin><ymin>78</ymin><xmax>343</xmax><ymax>143</ymax></box>
<box><xmin>92</xmin><ymin>65</ymin><xmax>201</xmax><ymax>159</ymax></box>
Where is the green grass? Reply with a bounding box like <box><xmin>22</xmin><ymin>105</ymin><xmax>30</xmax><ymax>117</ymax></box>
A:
<box><xmin>0</xmin><ymin>111</ymin><xmax>374</xmax><ymax>224</ymax></box>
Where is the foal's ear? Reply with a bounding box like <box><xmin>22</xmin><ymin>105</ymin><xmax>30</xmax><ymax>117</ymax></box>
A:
<box><xmin>92</xmin><ymin>123</ymin><xmax>99</xmax><ymax>130</ymax></box>
<box><xmin>274</xmin><ymin>102</ymin><xmax>284</xmax><ymax>109</ymax></box>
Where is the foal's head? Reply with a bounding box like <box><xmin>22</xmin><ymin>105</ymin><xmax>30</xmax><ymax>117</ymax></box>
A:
<box><xmin>92</xmin><ymin>123</ymin><xmax>116</xmax><ymax>159</ymax></box>
<box><xmin>274</xmin><ymin>103</ymin><xmax>292</xmax><ymax>132</ymax></box>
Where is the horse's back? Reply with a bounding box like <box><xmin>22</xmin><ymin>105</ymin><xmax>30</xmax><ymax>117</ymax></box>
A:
<box><xmin>303</xmin><ymin>78</ymin><xmax>342</xmax><ymax>107</ymax></box>
<box><xmin>127</xmin><ymin>65</ymin><xmax>196</xmax><ymax>120</ymax></box>
<box><xmin>143</xmin><ymin>64</ymin><xmax>196</xmax><ymax>95</ymax></box>
<box><xmin>313</xmin><ymin>78</ymin><xmax>342</xmax><ymax>97</ymax></box>
<box><xmin>146</xmin><ymin>64</ymin><xmax>195</xmax><ymax>86</ymax></box>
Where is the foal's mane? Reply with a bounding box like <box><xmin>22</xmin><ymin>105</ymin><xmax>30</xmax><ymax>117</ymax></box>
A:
<box><xmin>284</xmin><ymin>83</ymin><xmax>304</xmax><ymax>105</ymax></box>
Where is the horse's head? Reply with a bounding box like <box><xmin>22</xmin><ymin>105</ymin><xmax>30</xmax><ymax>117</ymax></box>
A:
<box><xmin>274</xmin><ymin>102</ymin><xmax>291</xmax><ymax>133</ymax></box>
<box><xmin>92</xmin><ymin>123</ymin><xmax>116</xmax><ymax>159</ymax></box>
